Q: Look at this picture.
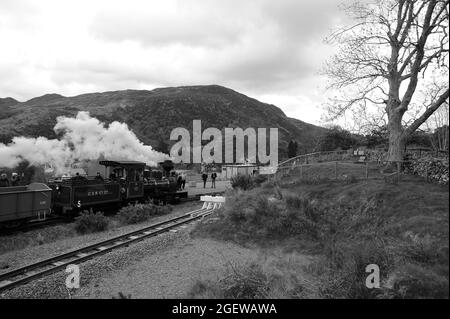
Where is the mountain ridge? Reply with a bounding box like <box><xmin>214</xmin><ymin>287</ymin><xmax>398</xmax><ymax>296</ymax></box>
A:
<box><xmin>0</xmin><ymin>85</ymin><xmax>326</xmax><ymax>159</ymax></box>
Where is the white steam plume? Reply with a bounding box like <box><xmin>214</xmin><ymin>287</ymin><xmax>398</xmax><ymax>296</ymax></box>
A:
<box><xmin>0</xmin><ymin>111</ymin><xmax>169</xmax><ymax>174</ymax></box>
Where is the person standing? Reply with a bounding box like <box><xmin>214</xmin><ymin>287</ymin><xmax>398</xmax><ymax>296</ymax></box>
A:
<box><xmin>11</xmin><ymin>172</ymin><xmax>20</xmax><ymax>186</ymax></box>
<box><xmin>0</xmin><ymin>172</ymin><xmax>10</xmax><ymax>187</ymax></box>
<box><xmin>202</xmin><ymin>172</ymin><xmax>208</xmax><ymax>188</ymax></box>
<box><xmin>177</xmin><ymin>174</ymin><xmax>183</xmax><ymax>190</ymax></box>
<box><xmin>180</xmin><ymin>172</ymin><xmax>186</xmax><ymax>190</ymax></box>
<box><xmin>95</xmin><ymin>172</ymin><xmax>104</xmax><ymax>182</ymax></box>
<box><xmin>211</xmin><ymin>172</ymin><xmax>217</xmax><ymax>188</ymax></box>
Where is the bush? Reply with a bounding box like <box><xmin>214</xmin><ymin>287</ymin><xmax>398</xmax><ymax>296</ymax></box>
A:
<box><xmin>188</xmin><ymin>257</ymin><xmax>317</xmax><ymax>299</ymax></box>
<box><xmin>253</xmin><ymin>174</ymin><xmax>268</xmax><ymax>186</ymax></box>
<box><xmin>117</xmin><ymin>202</ymin><xmax>172</xmax><ymax>225</ymax></box>
<box><xmin>193</xmin><ymin>189</ymin><xmax>325</xmax><ymax>244</ymax></box>
<box><xmin>380</xmin><ymin>263</ymin><xmax>449</xmax><ymax>299</ymax></box>
<box><xmin>231</xmin><ymin>174</ymin><xmax>268</xmax><ymax>190</ymax></box>
<box><xmin>112</xmin><ymin>292</ymin><xmax>132</xmax><ymax>299</ymax></box>
<box><xmin>231</xmin><ymin>174</ymin><xmax>254</xmax><ymax>190</ymax></box>
<box><xmin>74</xmin><ymin>211</ymin><xmax>109</xmax><ymax>234</ymax></box>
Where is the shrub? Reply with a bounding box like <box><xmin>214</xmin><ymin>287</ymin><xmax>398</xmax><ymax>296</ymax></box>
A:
<box><xmin>74</xmin><ymin>211</ymin><xmax>109</xmax><ymax>234</ymax></box>
<box><xmin>231</xmin><ymin>174</ymin><xmax>254</xmax><ymax>190</ymax></box>
<box><xmin>380</xmin><ymin>263</ymin><xmax>449</xmax><ymax>299</ymax></box>
<box><xmin>112</xmin><ymin>292</ymin><xmax>132</xmax><ymax>299</ymax></box>
<box><xmin>231</xmin><ymin>174</ymin><xmax>268</xmax><ymax>190</ymax></box>
<box><xmin>117</xmin><ymin>202</ymin><xmax>172</xmax><ymax>225</ymax></box>
<box><xmin>188</xmin><ymin>255</ymin><xmax>317</xmax><ymax>299</ymax></box>
<box><xmin>193</xmin><ymin>189</ymin><xmax>325</xmax><ymax>244</ymax></box>
<box><xmin>253</xmin><ymin>174</ymin><xmax>268</xmax><ymax>186</ymax></box>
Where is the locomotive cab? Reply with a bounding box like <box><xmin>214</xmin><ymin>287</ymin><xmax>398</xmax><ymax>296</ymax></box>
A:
<box><xmin>99</xmin><ymin>160</ymin><xmax>145</xmax><ymax>200</ymax></box>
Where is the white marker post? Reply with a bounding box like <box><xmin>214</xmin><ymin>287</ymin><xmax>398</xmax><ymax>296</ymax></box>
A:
<box><xmin>200</xmin><ymin>195</ymin><xmax>226</xmax><ymax>210</ymax></box>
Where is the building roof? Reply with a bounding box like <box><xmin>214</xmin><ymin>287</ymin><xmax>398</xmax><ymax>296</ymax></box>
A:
<box><xmin>99</xmin><ymin>160</ymin><xmax>146</xmax><ymax>168</ymax></box>
<box><xmin>222</xmin><ymin>164</ymin><xmax>258</xmax><ymax>167</ymax></box>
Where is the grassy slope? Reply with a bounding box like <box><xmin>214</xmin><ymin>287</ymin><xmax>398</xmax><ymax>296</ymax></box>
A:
<box><xmin>191</xmin><ymin>172</ymin><xmax>449</xmax><ymax>299</ymax></box>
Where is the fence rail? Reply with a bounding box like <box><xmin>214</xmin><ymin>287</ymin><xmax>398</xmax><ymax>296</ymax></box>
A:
<box><xmin>272</xmin><ymin>159</ymin><xmax>436</xmax><ymax>185</ymax></box>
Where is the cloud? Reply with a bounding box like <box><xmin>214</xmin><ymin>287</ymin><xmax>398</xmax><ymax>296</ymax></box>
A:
<box><xmin>0</xmin><ymin>0</ymin><xmax>347</xmax><ymax>124</ymax></box>
<box><xmin>0</xmin><ymin>112</ymin><xmax>168</xmax><ymax>173</ymax></box>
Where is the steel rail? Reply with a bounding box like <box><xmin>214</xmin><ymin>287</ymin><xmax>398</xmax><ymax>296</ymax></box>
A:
<box><xmin>0</xmin><ymin>207</ymin><xmax>213</xmax><ymax>293</ymax></box>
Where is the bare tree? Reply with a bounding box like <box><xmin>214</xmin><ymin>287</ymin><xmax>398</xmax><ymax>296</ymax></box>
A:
<box><xmin>426</xmin><ymin>101</ymin><xmax>449</xmax><ymax>150</ymax></box>
<box><xmin>324</xmin><ymin>0</ymin><xmax>449</xmax><ymax>162</ymax></box>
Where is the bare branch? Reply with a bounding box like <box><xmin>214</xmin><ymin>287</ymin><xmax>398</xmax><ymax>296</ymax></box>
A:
<box><xmin>405</xmin><ymin>87</ymin><xmax>450</xmax><ymax>135</ymax></box>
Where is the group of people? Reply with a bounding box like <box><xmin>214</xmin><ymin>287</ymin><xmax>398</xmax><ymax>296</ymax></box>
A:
<box><xmin>0</xmin><ymin>172</ymin><xmax>21</xmax><ymax>187</ymax></box>
<box><xmin>176</xmin><ymin>170</ymin><xmax>217</xmax><ymax>190</ymax></box>
<box><xmin>202</xmin><ymin>171</ymin><xmax>217</xmax><ymax>188</ymax></box>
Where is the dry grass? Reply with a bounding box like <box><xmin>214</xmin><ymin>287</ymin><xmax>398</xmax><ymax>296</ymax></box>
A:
<box><xmin>188</xmin><ymin>251</ymin><xmax>318</xmax><ymax>299</ymax></box>
<box><xmin>192</xmin><ymin>173</ymin><xmax>449</xmax><ymax>299</ymax></box>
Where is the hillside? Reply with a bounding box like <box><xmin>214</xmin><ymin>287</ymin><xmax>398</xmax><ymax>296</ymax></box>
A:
<box><xmin>192</xmin><ymin>172</ymin><xmax>449</xmax><ymax>298</ymax></box>
<box><xmin>0</xmin><ymin>85</ymin><xmax>326</xmax><ymax>160</ymax></box>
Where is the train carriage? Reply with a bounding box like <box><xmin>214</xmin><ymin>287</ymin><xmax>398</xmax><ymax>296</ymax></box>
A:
<box><xmin>0</xmin><ymin>183</ymin><xmax>52</xmax><ymax>226</ymax></box>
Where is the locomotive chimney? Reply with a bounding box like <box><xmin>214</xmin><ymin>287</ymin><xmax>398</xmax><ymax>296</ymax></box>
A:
<box><xmin>159</xmin><ymin>160</ymin><xmax>174</xmax><ymax>177</ymax></box>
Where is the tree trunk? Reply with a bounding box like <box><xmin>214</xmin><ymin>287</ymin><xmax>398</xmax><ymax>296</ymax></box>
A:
<box><xmin>387</xmin><ymin>128</ymin><xmax>405</xmax><ymax>162</ymax></box>
<box><xmin>387</xmin><ymin>108</ymin><xmax>406</xmax><ymax>163</ymax></box>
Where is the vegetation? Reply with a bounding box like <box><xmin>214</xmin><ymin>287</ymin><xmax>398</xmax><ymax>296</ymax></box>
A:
<box><xmin>230</xmin><ymin>174</ymin><xmax>267</xmax><ymax>191</ymax></box>
<box><xmin>117</xmin><ymin>202</ymin><xmax>172</xmax><ymax>225</ymax></box>
<box><xmin>317</xmin><ymin>126</ymin><xmax>359</xmax><ymax>151</ymax></box>
<box><xmin>0</xmin><ymin>225</ymin><xmax>77</xmax><ymax>255</ymax></box>
<box><xmin>287</xmin><ymin>140</ymin><xmax>299</xmax><ymax>158</ymax></box>
<box><xmin>112</xmin><ymin>292</ymin><xmax>132</xmax><ymax>299</ymax></box>
<box><xmin>74</xmin><ymin>211</ymin><xmax>109</xmax><ymax>234</ymax></box>
<box><xmin>192</xmin><ymin>175</ymin><xmax>449</xmax><ymax>299</ymax></box>
<box><xmin>189</xmin><ymin>255</ymin><xmax>317</xmax><ymax>299</ymax></box>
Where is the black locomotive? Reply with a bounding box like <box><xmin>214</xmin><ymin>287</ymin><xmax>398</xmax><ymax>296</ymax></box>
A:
<box><xmin>50</xmin><ymin>159</ymin><xmax>187</xmax><ymax>214</ymax></box>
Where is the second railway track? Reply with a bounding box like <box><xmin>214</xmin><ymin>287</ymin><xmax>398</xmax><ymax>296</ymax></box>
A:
<box><xmin>0</xmin><ymin>206</ymin><xmax>214</xmax><ymax>293</ymax></box>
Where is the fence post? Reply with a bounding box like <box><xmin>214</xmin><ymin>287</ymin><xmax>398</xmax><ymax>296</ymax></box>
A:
<box><xmin>365</xmin><ymin>162</ymin><xmax>369</xmax><ymax>179</ymax></box>
<box><xmin>334</xmin><ymin>161</ymin><xmax>338</xmax><ymax>180</ymax></box>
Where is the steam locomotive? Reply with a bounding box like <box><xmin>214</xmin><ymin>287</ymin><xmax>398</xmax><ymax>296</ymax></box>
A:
<box><xmin>0</xmin><ymin>160</ymin><xmax>187</xmax><ymax>227</ymax></box>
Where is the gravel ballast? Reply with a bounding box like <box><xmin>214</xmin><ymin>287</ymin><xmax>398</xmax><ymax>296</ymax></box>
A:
<box><xmin>1</xmin><ymin>225</ymin><xmax>260</xmax><ymax>299</ymax></box>
<box><xmin>0</xmin><ymin>202</ymin><xmax>200</xmax><ymax>276</ymax></box>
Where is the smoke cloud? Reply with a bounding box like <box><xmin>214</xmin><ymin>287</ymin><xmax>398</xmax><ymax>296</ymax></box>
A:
<box><xmin>0</xmin><ymin>111</ymin><xmax>169</xmax><ymax>174</ymax></box>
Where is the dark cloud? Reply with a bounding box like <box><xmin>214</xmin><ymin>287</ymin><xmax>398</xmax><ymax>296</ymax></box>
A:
<box><xmin>0</xmin><ymin>0</ymin><xmax>347</xmax><ymax>123</ymax></box>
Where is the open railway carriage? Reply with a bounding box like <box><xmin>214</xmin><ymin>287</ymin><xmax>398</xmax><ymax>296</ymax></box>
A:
<box><xmin>0</xmin><ymin>183</ymin><xmax>52</xmax><ymax>226</ymax></box>
<box><xmin>50</xmin><ymin>160</ymin><xmax>187</xmax><ymax>214</ymax></box>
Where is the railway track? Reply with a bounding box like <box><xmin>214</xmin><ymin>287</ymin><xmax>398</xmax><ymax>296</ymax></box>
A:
<box><xmin>0</xmin><ymin>206</ymin><xmax>214</xmax><ymax>293</ymax></box>
<box><xmin>0</xmin><ymin>190</ymin><xmax>225</xmax><ymax>236</ymax></box>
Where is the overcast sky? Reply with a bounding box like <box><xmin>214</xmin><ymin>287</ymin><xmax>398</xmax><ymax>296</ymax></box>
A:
<box><xmin>0</xmin><ymin>0</ymin><xmax>350</xmax><ymax>124</ymax></box>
